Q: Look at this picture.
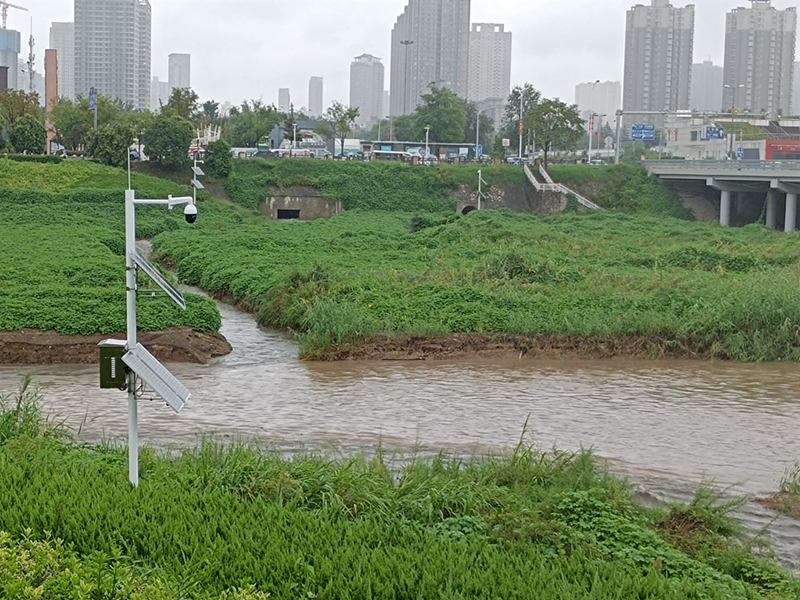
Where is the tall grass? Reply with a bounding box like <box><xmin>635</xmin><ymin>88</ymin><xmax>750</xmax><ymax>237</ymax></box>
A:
<box><xmin>0</xmin><ymin>381</ymin><xmax>797</xmax><ymax>599</ymax></box>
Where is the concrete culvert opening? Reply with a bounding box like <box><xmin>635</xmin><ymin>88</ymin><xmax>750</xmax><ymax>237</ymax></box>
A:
<box><xmin>277</xmin><ymin>209</ymin><xmax>301</xmax><ymax>220</ymax></box>
<box><xmin>462</xmin><ymin>206</ymin><xmax>478</xmax><ymax>215</ymax></box>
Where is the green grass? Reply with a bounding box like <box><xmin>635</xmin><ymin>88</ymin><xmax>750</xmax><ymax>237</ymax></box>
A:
<box><xmin>0</xmin><ymin>381</ymin><xmax>796</xmax><ymax>599</ymax></box>
<box><xmin>153</xmin><ymin>208</ymin><xmax>800</xmax><ymax>360</ymax></box>
<box><xmin>0</xmin><ymin>161</ymin><xmax>243</xmax><ymax>334</ymax></box>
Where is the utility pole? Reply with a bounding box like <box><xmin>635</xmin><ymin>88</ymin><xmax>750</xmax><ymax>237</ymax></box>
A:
<box><xmin>519</xmin><ymin>93</ymin><xmax>524</xmax><ymax>162</ymax></box>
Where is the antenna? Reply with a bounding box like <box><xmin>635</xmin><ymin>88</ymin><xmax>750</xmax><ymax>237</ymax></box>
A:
<box><xmin>0</xmin><ymin>1</ymin><xmax>28</xmax><ymax>30</ymax></box>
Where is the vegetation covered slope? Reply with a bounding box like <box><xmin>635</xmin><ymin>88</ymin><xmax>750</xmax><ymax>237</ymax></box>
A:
<box><xmin>154</xmin><ymin>209</ymin><xmax>800</xmax><ymax>360</ymax></box>
<box><xmin>0</xmin><ymin>160</ymin><xmax>235</xmax><ymax>334</ymax></box>
<box><xmin>224</xmin><ymin>159</ymin><xmax>691</xmax><ymax>218</ymax></box>
<box><xmin>0</xmin><ymin>380</ymin><xmax>796</xmax><ymax>599</ymax></box>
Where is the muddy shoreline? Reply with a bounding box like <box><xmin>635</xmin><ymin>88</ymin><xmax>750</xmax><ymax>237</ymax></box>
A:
<box><xmin>0</xmin><ymin>328</ymin><xmax>232</xmax><ymax>365</ymax></box>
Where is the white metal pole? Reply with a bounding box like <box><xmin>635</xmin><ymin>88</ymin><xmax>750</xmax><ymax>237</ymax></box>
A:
<box><xmin>124</xmin><ymin>188</ymin><xmax>139</xmax><ymax>487</ymax></box>
<box><xmin>615</xmin><ymin>110</ymin><xmax>622</xmax><ymax>164</ymax></box>
<box><xmin>478</xmin><ymin>169</ymin><xmax>482</xmax><ymax>211</ymax></box>
<box><xmin>475</xmin><ymin>108</ymin><xmax>482</xmax><ymax>158</ymax></box>
<box><xmin>588</xmin><ymin>113</ymin><xmax>593</xmax><ymax>164</ymax></box>
<box><xmin>425</xmin><ymin>127</ymin><xmax>430</xmax><ymax>158</ymax></box>
<box><xmin>519</xmin><ymin>94</ymin><xmax>523</xmax><ymax>162</ymax></box>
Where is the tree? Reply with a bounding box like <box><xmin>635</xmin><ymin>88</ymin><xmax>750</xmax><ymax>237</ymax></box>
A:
<box><xmin>527</xmin><ymin>98</ymin><xmax>585</xmax><ymax>168</ymax></box>
<box><xmin>320</xmin><ymin>101</ymin><xmax>359</xmax><ymax>156</ymax></box>
<box><xmin>414</xmin><ymin>85</ymin><xmax>467</xmax><ymax>144</ymax></box>
<box><xmin>0</xmin><ymin>90</ymin><xmax>41</xmax><ymax>125</ymax></box>
<box><xmin>389</xmin><ymin>114</ymin><xmax>416</xmax><ymax>143</ymax></box>
<box><xmin>204</xmin><ymin>139</ymin><xmax>233</xmax><ymax>179</ymax></box>
<box><xmin>201</xmin><ymin>100</ymin><xmax>220</xmax><ymax>126</ymax></box>
<box><xmin>161</xmin><ymin>88</ymin><xmax>199</xmax><ymax>121</ymax></box>
<box><xmin>8</xmin><ymin>115</ymin><xmax>46</xmax><ymax>154</ymax></box>
<box><xmin>225</xmin><ymin>100</ymin><xmax>281</xmax><ymax>148</ymax></box>
<box><xmin>502</xmin><ymin>84</ymin><xmax>541</xmax><ymax>155</ymax></box>
<box><xmin>50</xmin><ymin>94</ymin><xmax>124</xmax><ymax>151</ymax></box>
<box><xmin>87</xmin><ymin>122</ymin><xmax>135</xmax><ymax>167</ymax></box>
<box><xmin>142</xmin><ymin>114</ymin><xmax>194</xmax><ymax>169</ymax></box>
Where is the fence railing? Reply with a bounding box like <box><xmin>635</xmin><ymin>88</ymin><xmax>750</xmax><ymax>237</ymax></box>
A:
<box><xmin>524</xmin><ymin>165</ymin><xmax>603</xmax><ymax>211</ymax></box>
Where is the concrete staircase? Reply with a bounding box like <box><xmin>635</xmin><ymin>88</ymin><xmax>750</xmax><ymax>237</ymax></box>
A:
<box><xmin>524</xmin><ymin>164</ymin><xmax>603</xmax><ymax>211</ymax></box>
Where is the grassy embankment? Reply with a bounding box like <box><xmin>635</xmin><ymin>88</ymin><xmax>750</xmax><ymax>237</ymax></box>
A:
<box><xmin>0</xmin><ymin>158</ymin><xmax>233</xmax><ymax>335</ymax></box>
<box><xmin>150</xmin><ymin>159</ymin><xmax>800</xmax><ymax>360</ymax></box>
<box><xmin>0</xmin><ymin>378</ymin><xmax>797</xmax><ymax>599</ymax></box>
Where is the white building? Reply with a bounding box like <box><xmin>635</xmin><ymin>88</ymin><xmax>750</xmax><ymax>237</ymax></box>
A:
<box><xmin>575</xmin><ymin>81</ymin><xmax>621</xmax><ymax>128</ymax></box>
<box><xmin>308</xmin><ymin>77</ymin><xmax>323</xmax><ymax>117</ymax></box>
<box><xmin>350</xmin><ymin>54</ymin><xmax>385</xmax><ymax>127</ymax></box>
<box><xmin>467</xmin><ymin>24</ymin><xmax>511</xmax><ymax>103</ymax></box>
<box><xmin>723</xmin><ymin>1</ymin><xmax>797</xmax><ymax>117</ymax></box>
<box><xmin>623</xmin><ymin>0</ymin><xmax>694</xmax><ymax>129</ymax></box>
<box><xmin>168</xmin><ymin>53</ymin><xmax>190</xmax><ymax>90</ymax></box>
<box><xmin>49</xmin><ymin>22</ymin><xmax>75</xmax><ymax>100</ymax></box>
<box><xmin>150</xmin><ymin>75</ymin><xmax>170</xmax><ymax>111</ymax></box>
<box><xmin>75</xmin><ymin>0</ymin><xmax>151</xmax><ymax>111</ymax></box>
<box><xmin>690</xmin><ymin>61</ymin><xmax>724</xmax><ymax>112</ymax></box>
<box><xmin>278</xmin><ymin>88</ymin><xmax>291</xmax><ymax>113</ymax></box>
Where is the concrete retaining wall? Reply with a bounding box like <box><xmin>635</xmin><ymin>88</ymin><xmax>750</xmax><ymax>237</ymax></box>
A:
<box><xmin>259</xmin><ymin>186</ymin><xmax>343</xmax><ymax>221</ymax></box>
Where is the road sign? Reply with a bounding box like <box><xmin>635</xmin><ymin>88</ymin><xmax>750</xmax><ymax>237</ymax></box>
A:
<box><xmin>701</xmin><ymin>126</ymin><xmax>726</xmax><ymax>140</ymax></box>
<box><xmin>502</xmin><ymin>138</ymin><xmax>511</xmax><ymax>148</ymax></box>
<box><xmin>88</xmin><ymin>87</ymin><xmax>97</xmax><ymax>111</ymax></box>
<box><xmin>476</xmin><ymin>144</ymin><xmax>483</xmax><ymax>156</ymax></box>
<box><xmin>631</xmin><ymin>124</ymin><xmax>656</xmax><ymax>142</ymax></box>
<box><xmin>737</xmin><ymin>147</ymin><xmax>744</xmax><ymax>159</ymax></box>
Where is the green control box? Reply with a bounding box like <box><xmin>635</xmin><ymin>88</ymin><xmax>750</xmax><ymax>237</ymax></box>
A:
<box><xmin>98</xmin><ymin>339</ymin><xmax>129</xmax><ymax>389</ymax></box>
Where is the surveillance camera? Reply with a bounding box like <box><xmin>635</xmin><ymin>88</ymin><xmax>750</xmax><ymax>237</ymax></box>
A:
<box><xmin>184</xmin><ymin>204</ymin><xmax>198</xmax><ymax>224</ymax></box>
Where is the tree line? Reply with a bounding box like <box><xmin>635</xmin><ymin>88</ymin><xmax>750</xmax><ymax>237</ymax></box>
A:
<box><xmin>0</xmin><ymin>81</ymin><xmax>586</xmax><ymax>170</ymax></box>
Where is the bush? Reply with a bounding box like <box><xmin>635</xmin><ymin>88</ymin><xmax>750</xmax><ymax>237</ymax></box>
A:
<box><xmin>8</xmin><ymin>115</ymin><xmax>46</xmax><ymax>155</ymax></box>
<box><xmin>2</xmin><ymin>154</ymin><xmax>62</xmax><ymax>164</ymax></box>
<box><xmin>204</xmin><ymin>139</ymin><xmax>233</xmax><ymax>179</ymax></box>
<box><xmin>87</xmin><ymin>122</ymin><xmax>135</xmax><ymax>167</ymax></box>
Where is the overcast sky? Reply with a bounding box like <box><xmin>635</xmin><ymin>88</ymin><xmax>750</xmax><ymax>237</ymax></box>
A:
<box><xmin>18</xmin><ymin>0</ymin><xmax>800</xmax><ymax>109</ymax></box>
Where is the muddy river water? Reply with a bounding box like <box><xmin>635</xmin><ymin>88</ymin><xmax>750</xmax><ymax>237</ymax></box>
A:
<box><xmin>2</xmin><ymin>299</ymin><xmax>800</xmax><ymax>566</ymax></box>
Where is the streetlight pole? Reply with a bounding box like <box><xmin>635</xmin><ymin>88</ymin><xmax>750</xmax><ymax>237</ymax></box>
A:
<box><xmin>400</xmin><ymin>40</ymin><xmax>414</xmax><ymax>116</ymax></box>
<box><xmin>388</xmin><ymin>115</ymin><xmax>393</xmax><ymax>142</ymax></box>
<box><xmin>476</xmin><ymin>107</ymin><xmax>486</xmax><ymax>159</ymax></box>
<box><xmin>425</xmin><ymin>125</ymin><xmax>430</xmax><ymax>158</ymax></box>
<box><xmin>586</xmin><ymin>80</ymin><xmax>599</xmax><ymax>164</ymax></box>
<box><xmin>519</xmin><ymin>93</ymin><xmax>524</xmax><ymax>162</ymax></box>
<box><xmin>724</xmin><ymin>83</ymin><xmax>745</xmax><ymax>112</ymax></box>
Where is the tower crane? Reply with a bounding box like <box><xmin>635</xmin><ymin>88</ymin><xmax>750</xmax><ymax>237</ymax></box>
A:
<box><xmin>1</xmin><ymin>1</ymin><xmax>28</xmax><ymax>30</ymax></box>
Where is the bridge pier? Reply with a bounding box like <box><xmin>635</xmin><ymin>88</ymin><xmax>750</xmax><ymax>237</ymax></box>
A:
<box><xmin>766</xmin><ymin>192</ymin><xmax>778</xmax><ymax>230</ymax></box>
<box><xmin>787</xmin><ymin>194</ymin><xmax>798</xmax><ymax>233</ymax></box>
<box><xmin>720</xmin><ymin>191</ymin><xmax>731</xmax><ymax>227</ymax></box>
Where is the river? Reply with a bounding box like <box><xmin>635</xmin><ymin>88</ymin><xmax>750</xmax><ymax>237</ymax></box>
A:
<box><xmin>1</xmin><ymin>299</ymin><xmax>799</xmax><ymax>567</ymax></box>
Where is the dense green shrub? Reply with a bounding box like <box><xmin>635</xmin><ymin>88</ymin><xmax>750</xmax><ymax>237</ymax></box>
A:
<box><xmin>204</xmin><ymin>139</ymin><xmax>234</xmax><ymax>179</ymax></box>
<box><xmin>0</xmin><ymin>383</ymin><xmax>795</xmax><ymax>599</ymax></box>
<box><xmin>2</xmin><ymin>153</ymin><xmax>62</xmax><ymax>164</ymax></box>
<box><xmin>7</xmin><ymin>115</ymin><xmax>46</xmax><ymax>155</ymax></box>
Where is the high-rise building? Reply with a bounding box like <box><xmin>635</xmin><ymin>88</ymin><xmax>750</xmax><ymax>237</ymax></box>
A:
<box><xmin>150</xmin><ymin>76</ymin><xmax>170</xmax><ymax>111</ymax></box>
<box><xmin>467</xmin><ymin>24</ymin><xmax>511</xmax><ymax>103</ymax></box>
<box><xmin>349</xmin><ymin>54</ymin><xmax>384</xmax><ymax>127</ymax></box>
<box><xmin>690</xmin><ymin>61</ymin><xmax>723</xmax><ymax>112</ymax></box>
<box><xmin>278</xmin><ymin>88</ymin><xmax>291</xmax><ymax>113</ymax></box>
<box><xmin>793</xmin><ymin>62</ymin><xmax>800</xmax><ymax>115</ymax></box>
<box><xmin>575</xmin><ymin>81</ymin><xmax>622</xmax><ymax>128</ymax></box>
<box><xmin>168</xmin><ymin>53</ymin><xmax>190</xmax><ymax>91</ymax></box>
<box><xmin>723</xmin><ymin>1</ymin><xmax>796</xmax><ymax>117</ymax></box>
<box><xmin>49</xmin><ymin>23</ymin><xmax>75</xmax><ymax>100</ymax></box>
<box><xmin>74</xmin><ymin>0</ymin><xmax>152</xmax><ymax>111</ymax></box>
<box><xmin>309</xmin><ymin>76</ymin><xmax>323</xmax><ymax>116</ymax></box>
<box><xmin>623</xmin><ymin>0</ymin><xmax>694</xmax><ymax>128</ymax></box>
<box><xmin>390</xmin><ymin>0</ymin><xmax>471</xmax><ymax>117</ymax></box>
<box><xmin>0</xmin><ymin>29</ymin><xmax>21</xmax><ymax>92</ymax></box>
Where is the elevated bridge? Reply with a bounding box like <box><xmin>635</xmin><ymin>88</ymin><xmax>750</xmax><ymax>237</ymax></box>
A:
<box><xmin>643</xmin><ymin>160</ymin><xmax>800</xmax><ymax>231</ymax></box>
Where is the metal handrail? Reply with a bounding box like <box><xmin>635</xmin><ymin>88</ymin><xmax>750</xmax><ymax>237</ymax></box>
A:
<box><xmin>524</xmin><ymin>165</ymin><xmax>603</xmax><ymax>211</ymax></box>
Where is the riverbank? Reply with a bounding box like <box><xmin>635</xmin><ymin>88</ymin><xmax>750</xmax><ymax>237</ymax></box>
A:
<box><xmin>0</xmin><ymin>327</ymin><xmax>231</xmax><ymax>365</ymax></box>
<box><xmin>0</xmin><ymin>379</ymin><xmax>797</xmax><ymax>599</ymax></box>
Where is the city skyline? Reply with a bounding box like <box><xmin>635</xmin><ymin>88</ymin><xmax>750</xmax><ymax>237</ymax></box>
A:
<box><xmin>12</xmin><ymin>0</ymin><xmax>800</xmax><ymax>110</ymax></box>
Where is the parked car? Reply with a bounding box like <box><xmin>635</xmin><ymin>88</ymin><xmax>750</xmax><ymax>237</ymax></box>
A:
<box><xmin>129</xmin><ymin>149</ymin><xmax>141</xmax><ymax>161</ymax></box>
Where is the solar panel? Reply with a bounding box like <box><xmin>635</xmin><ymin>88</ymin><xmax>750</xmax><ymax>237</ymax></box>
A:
<box><xmin>191</xmin><ymin>179</ymin><xmax>205</xmax><ymax>190</ymax></box>
<box><xmin>191</xmin><ymin>166</ymin><xmax>205</xmax><ymax>177</ymax></box>
<box><xmin>131</xmin><ymin>250</ymin><xmax>186</xmax><ymax>310</ymax></box>
<box><xmin>122</xmin><ymin>343</ymin><xmax>189</xmax><ymax>414</ymax></box>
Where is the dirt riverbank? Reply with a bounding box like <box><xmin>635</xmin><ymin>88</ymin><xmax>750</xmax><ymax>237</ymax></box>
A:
<box><xmin>0</xmin><ymin>328</ymin><xmax>232</xmax><ymax>365</ymax></box>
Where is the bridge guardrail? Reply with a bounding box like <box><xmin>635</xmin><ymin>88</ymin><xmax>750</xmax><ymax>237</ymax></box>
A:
<box><xmin>642</xmin><ymin>160</ymin><xmax>800</xmax><ymax>172</ymax></box>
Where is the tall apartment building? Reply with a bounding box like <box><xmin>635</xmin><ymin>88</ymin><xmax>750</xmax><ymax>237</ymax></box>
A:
<box><xmin>467</xmin><ymin>23</ymin><xmax>511</xmax><ymax>129</ymax></box>
<box><xmin>0</xmin><ymin>29</ymin><xmax>21</xmax><ymax>91</ymax></box>
<box><xmin>74</xmin><ymin>0</ymin><xmax>151</xmax><ymax>111</ymax></box>
<box><xmin>723</xmin><ymin>1</ymin><xmax>796</xmax><ymax>117</ymax></box>
<box><xmin>794</xmin><ymin>62</ymin><xmax>800</xmax><ymax>115</ymax></box>
<box><xmin>150</xmin><ymin>75</ymin><xmax>170</xmax><ymax>111</ymax></box>
<box><xmin>690</xmin><ymin>60</ymin><xmax>723</xmax><ymax>111</ymax></box>
<box><xmin>575</xmin><ymin>81</ymin><xmax>622</xmax><ymax>128</ymax></box>
<box><xmin>278</xmin><ymin>88</ymin><xmax>291</xmax><ymax>113</ymax></box>
<box><xmin>168</xmin><ymin>53</ymin><xmax>190</xmax><ymax>90</ymax></box>
<box><xmin>308</xmin><ymin>76</ymin><xmax>323</xmax><ymax>117</ymax></box>
<box><xmin>349</xmin><ymin>54</ymin><xmax>384</xmax><ymax>127</ymax></box>
<box><xmin>49</xmin><ymin>23</ymin><xmax>75</xmax><ymax>100</ymax></box>
<box><xmin>623</xmin><ymin>0</ymin><xmax>694</xmax><ymax>128</ymax></box>
<box><xmin>390</xmin><ymin>0</ymin><xmax>470</xmax><ymax>117</ymax></box>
